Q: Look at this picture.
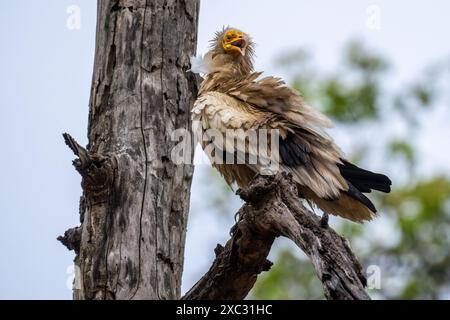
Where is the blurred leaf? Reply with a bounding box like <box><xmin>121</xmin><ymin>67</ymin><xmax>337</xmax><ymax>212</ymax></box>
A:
<box><xmin>388</xmin><ymin>140</ymin><xmax>416</xmax><ymax>167</ymax></box>
<box><xmin>345</xmin><ymin>41</ymin><xmax>389</xmax><ymax>74</ymax></box>
<box><xmin>251</xmin><ymin>250</ymin><xmax>324</xmax><ymax>300</ymax></box>
<box><xmin>411</xmin><ymin>83</ymin><xmax>434</xmax><ymax>107</ymax></box>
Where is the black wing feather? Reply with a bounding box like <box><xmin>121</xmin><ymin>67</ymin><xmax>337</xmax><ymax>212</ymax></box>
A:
<box><xmin>339</xmin><ymin>159</ymin><xmax>392</xmax><ymax>213</ymax></box>
<box><xmin>339</xmin><ymin>160</ymin><xmax>392</xmax><ymax>193</ymax></box>
<box><xmin>279</xmin><ymin>132</ymin><xmax>311</xmax><ymax>167</ymax></box>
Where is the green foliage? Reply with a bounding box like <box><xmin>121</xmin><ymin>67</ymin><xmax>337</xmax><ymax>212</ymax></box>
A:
<box><xmin>345</xmin><ymin>41</ymin><xmax>389</xmax><ymax>74</ymax></box>
<box><xmin>370</xmin><ymin>177</ymin><xmax>450</xmax><ymax>299</ymax></box>
<box><xmin>411</xmin><ymin>83</ymin><xmax>434</xmax><ymax>107</ymax></box>
<box><xmin>277</xmin><ymin>41</ymin><xmax>388</xmax><ymax>122</ymax></box>
<box><xmin>251</xmin><ymin>250</ymin><xmax>323</xmax><ymax>300</ymax></box>
<box><xmin>321</xmin><ymin>78</ymin><xmax>380</xmax><ymax>121</ymax></box>
<box><xmin>388</xmin><ymin>140</ymin><xmax>415</xmax><ymax>168</ymax></box>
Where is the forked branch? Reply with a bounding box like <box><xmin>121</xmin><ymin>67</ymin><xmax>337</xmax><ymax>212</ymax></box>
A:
<box><xmin>183</xmin><ymin>173</ymin><xmax>370</xmax><ymax>300</ymax></box>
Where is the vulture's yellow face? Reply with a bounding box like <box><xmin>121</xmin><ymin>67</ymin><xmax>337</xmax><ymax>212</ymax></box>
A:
<box><xmin>222</xmin><ymin>29</ymin><xmax>248</xmax><ymax>56</ymax></box>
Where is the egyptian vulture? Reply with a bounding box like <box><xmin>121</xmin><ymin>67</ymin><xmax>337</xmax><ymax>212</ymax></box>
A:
<box><xmin>190</xmin><ymin>28</ymin><xmax>391</xmax><ymax>222</ymax></box>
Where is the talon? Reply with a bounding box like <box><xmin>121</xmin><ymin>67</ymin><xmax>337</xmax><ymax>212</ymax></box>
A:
<box><xmin>229</xmin><ymin>223</ymin><xmax>238</xmax><ymax>236</ymax></box>
<box><xmin>321</xmin><ymin>212</ymin><xmax>329</xmax><ymax>227</ymax></box>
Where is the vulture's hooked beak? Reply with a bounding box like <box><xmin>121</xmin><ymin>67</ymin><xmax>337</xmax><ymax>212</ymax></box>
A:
<box><xmin>230</xmin><ymin>39</ymin><xmax>247</xmax><ymax>56</ymax></box>
<box><xmin>223</xmin><ymin>29</ymin><xmax>248</xmax><ymax>56</ymax></box>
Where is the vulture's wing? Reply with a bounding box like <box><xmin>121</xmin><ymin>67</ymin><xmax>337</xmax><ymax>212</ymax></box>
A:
<box><xmin>223</xmin><ymin>74</ymin><xmax>390</xmax><ymax>211</ymax></box>
<box><xmin>192</xmin><ymin>89</ymin><xmax>349</xmax><ymax>200</ymax></box>
<box><xmin>222</xmin><ymin>74</ymin><xmax>349</xmax><ymax>199</ymax></box>
<box><xmin>192</xmin><ymin>91</ymin><xmax>278</xmax><ymax>169</ymax></box>
<box><xmin>225</xmin><ymin>74</ymin><xmax>333</xmax><ymax>133</ymax></box>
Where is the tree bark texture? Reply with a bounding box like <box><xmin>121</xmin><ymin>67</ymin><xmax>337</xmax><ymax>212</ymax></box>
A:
<box><xmin>60</xmin><ymin>0</ymin><xmax>199</xmax><ymax>300</ymax></box>
<box><xmin>182</xmin><ymin>173</ymin><xmax>370</xmax><ymax>300</ymax></box>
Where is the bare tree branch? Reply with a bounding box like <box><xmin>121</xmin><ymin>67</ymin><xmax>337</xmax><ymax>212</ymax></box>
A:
<box><xmin>57</xmin><ymin>226</ymin><xmax>82</xmax><ymax>254</ymax></box>
<box><xmin>182</xmin><ymin>213</ymin><xmax>275</xmax><ymax>300</ymax></box>
<box><xmin>183</xmin><ymin>172</ymin><xmax>370</xmax><ymax>300</ymax></box>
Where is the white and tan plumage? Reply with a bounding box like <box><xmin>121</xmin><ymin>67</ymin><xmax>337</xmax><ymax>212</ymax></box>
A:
<box><xmin>191</xmin><ymin>28</ymin><xmax>391</xmax><ymax>222</ymax></box>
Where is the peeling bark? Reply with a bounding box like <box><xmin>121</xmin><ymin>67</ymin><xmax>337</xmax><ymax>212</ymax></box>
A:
<box><xmin>60</xmin><ymin>0</ymin><xmax>199</xmax><ymax>300</ymax></box>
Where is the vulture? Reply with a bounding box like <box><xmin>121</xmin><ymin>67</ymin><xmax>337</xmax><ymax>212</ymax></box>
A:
<box><xmin>190</xmin><ymin>27</ymin><xmax>391</xmax><ymax>222</ymax></box>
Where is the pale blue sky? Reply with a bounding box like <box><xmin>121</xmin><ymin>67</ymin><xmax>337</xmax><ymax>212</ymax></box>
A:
<box><xmin>1</xmin><ymin>0</ymin><xmax>449</xmax><ymax>299</ymax></box>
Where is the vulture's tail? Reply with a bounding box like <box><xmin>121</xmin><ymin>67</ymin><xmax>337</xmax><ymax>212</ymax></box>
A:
<box><xmin>299</xmin><ymin>160</ymin><xmax>392</xmax><ymax>222</ymax></box>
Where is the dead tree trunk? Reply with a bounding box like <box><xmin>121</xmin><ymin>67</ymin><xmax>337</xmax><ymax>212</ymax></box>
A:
<box><xmin>59</xmin><ymin>0</ymin><xmax>199</xmax><ymax>299</ymax></box>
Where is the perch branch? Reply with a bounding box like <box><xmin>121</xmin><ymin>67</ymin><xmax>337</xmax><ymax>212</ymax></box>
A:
<box><xmin>183</xmin><ymin>172</ymin><xmax>370</xmax><ymax>300</ymax></box>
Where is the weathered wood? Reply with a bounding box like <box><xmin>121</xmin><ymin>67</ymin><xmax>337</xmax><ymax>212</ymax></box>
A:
<box><xmin>60</xmin><ymin>0</ymin><xmax>199</xmax><ymax>299</ymax></box>
<box><xmin>183</xmin><ymin>173</ymin><xmax>370</xmax><ymax>300</ymax></box>
<box><xmin>181</xmin><ymin>217</ymin><xmax>275</xmax><ymax>300</ymax></box>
